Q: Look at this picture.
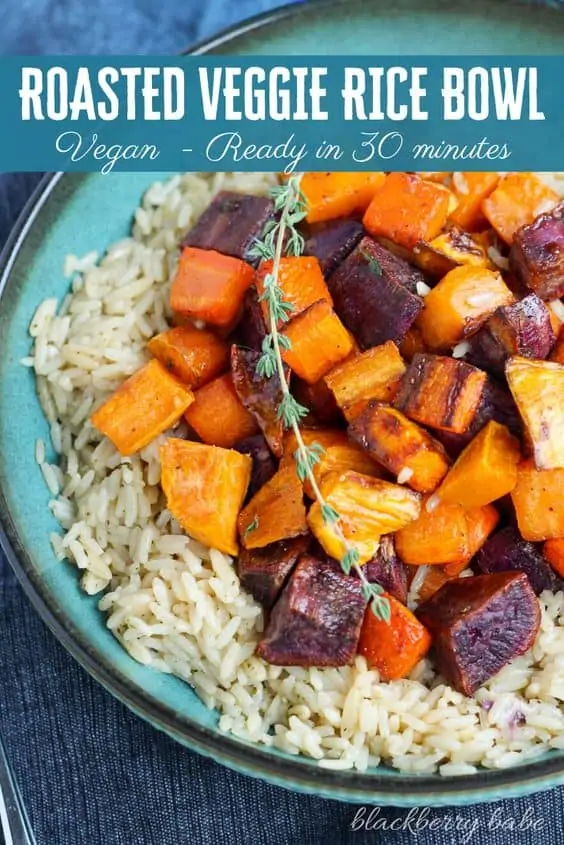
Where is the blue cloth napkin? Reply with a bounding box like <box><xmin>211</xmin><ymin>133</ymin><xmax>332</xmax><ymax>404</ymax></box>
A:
<box><xmin>2</xmin><ymin>2</ymin><xmax>564</xmax><ymax>843</ymax></box>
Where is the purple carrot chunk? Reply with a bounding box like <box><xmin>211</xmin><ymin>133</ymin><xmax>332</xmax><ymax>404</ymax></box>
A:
<box><xmin>257</xmin><ymin>555</ymin><xmax>367</xmax><ymax>666</ymax></box>
<box><xmin>231</xmin><ymin>287</ymin><xmax>268</xmax><ymax>352</ymax></box>
<box><xmin>232</xmin><ymin>434</ymin><xmax>276</xmax><ymax>500</ymax></box>
<box><xmin>326</xmin><ymin>236</ymin><xmax>425</xmax><ymax>349</ymax></box>
<box><xmin>231</xmin><ymin>346</ymin><xmax>288</xmax><ymax>457</ymax></box>
<box><xmin>475</xmin><ymin>526</ymin><xmax>561</xmax><ymax>595</ymax></box>
<box><xmin>510</xmin><ymin>204</ymin><xmax>564</xmax><ymax>301</ymax></box>
<box><xmin>236</xmin><ymin>536</ymin><xmax>310</xmax><ymax>609</ymax></box>
<box><xmin>362</xmin><ymin>535</ymin><xmax>409</xmax><ymax>604</ymax></box>
<box><xmin>417</xmin><ymin>572</ymin><xmax>541</xmax><ymax>695</ymax></box>
<box><xmin>303</xmin><ymin>217</ymin><xmax>364</xmax><ymax>277</ymax></box>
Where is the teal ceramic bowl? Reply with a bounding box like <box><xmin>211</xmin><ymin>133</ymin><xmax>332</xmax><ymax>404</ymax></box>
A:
<box><xmin>2</xmin><ymin>0</ymin><xmax>564</xmax><ymax>807</ymax></box>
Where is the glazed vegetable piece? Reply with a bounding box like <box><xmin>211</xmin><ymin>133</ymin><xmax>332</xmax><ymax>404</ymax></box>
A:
<box><xmin>509</xmin><ymin>204</ymin><xmax>564</xmax><ymax>300</ymax></box>
<box><xmin>475</xmin><ymin>526</ymin><xmax>561</xmax><ymax>595</ymax></box>
<box><xmin>292</xmin><ymin>377</ymin><xmax>343</xmax><ymax>425</ymax></box>
<box><xmin>327</xmin><ymin>237</ymin><xmax>425</xmax><ymax>349</ymax></box>
<box><xmin>181</xmin><ymin>191</ymin><xmax>275</xmax><ymax>266</ymax></box>
<box><xmin>362</xmin><ymin>535</ymin><xmax>409</xmax><ymax>605</ymax></box>
<box><xmin>543</xmin><ymin>538</ymin><xmax>564</xmax><ymax>578</ymax></box>
<box><xmin>185</xmin><ymin>373</ymin><xmax>258</xmax><ymax>449</ymax></box>
<box><xmin>255</xmin><ymin>256</ymin><xmax>332</xmax><ymax>328</ymax></box>
<box><xmin>417</xmin><ymin>572</ymin><xmax>541</xmax><ymax>695</ymax></box>
<box><xmin>90</xmin><ymin>359</ymin><xmax>194</xmax><ymax>456</ymax></box>
<box><xmin>238</xmin><ymin>465</ymin><xmax>308</xmax><ymax>550</ymax></box>
<box><xmin>147</xmin><ymin>325</ymin><xmax>229</xmax><ymax>389</ymax></box>
<box><xmin>467</xmin><ymin>294</ymin><xmax>555</xmax><ymax>379</ymax></box>
<box><xmin>232</xmin><ymin>434</ymin><xmax>277</xmax><ymax>501</ymax></box>
<box><xmin>412</xmin><ymin>226</ymin><xmax>493</xmax><ymax>278</ymax></box>
<box><xmin>300</xmin><ymin>171</ymin><xmax>386</xmax><ymax>224</ymax></box>
<box><xmin>308</xmin><ymin>471</ymin><xmax>421</xmax><ymax>565</ymax></box>
<box><xmin>416</xmin><ymin>266</ymin><xmax>514</xmax><ymax>352</ymax></box>
<box><xmin>435</xmin><ymin>421</ymin><xmax>520</xmax><ymax>509</ymax></box>
<box><xmin>170</xmin><ymin>247</ymin><xmax>254</xmax><ymax>327</ymax></box>
<box><xmin>257</xmin><ymin>555</ymin><xmax>367</xmax><ymax>667</ymax></box>
<box><xmin>282</xmin><ymin>299</ymin><xmax>354</xmax><ymax>384</ymax></box>
<box><xmin>448</xmin><ymin>172</ymin><xmax>500</xmax><ymax>231</ymax></box>
<box><xmin>303</xmin><ymin>217</ymin><xmax>365</xmax><ymax>276</ymax></box>
<box><xmin>393</xmin><ymin>354</ymin><xmax>487</xmax><ymax>435</ymax></box>
<box><xmin>363</xmin><ymin>172</ymin><xmax>452</xmax><ymax>250</ymax></box>
<box><xmin>482</xmin><ymin>173</ymin><xmax>558</xmax><ymax>245</ymax></box>
<box><xmin>230</xmin><ymin>346</ymin><xmax>288</xmax><ymax>457</ymax></box>
<box><xmin>358</xmin><ymin>594</ymin><xmax>431</xmax><ymax>680</ymax></box>
<box><xmin>236</xmin><ymin>535</ymin><xmax>310</xmax><ymax>609</ymax></box>
<box><xmin>348</xmin><ymin>402</ymin><xmax>450</xmax><ymax>494</ymax></box>
<box><xmin>324</xmin><ymin>341</ymin><xmax>407</xmax><ymax>420</ymax></box>
<box><xmin>505</xmin><ymin>356</ymin><xmax>564</xmax><ymax>470</ymax></box>
<box><xmin>160</xmin><ymin>439</ymin><xmax>251</xmax><ymax>557</ymax></box>
<box><xmin>232</xmin><ymin>287</ymin><xmax>267</xmax><ymax>351</ymax></box>
<box><xmin>511</xmin><ymin>459</ymin><xmax>564</xmax><ymax>541</ymax></box>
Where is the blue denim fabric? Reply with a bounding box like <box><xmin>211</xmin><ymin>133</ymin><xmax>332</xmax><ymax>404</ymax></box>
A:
<box><xmin>2</xmin><ymin>2</ymin><xmax>564</xmax><ymax>842</ymax></box>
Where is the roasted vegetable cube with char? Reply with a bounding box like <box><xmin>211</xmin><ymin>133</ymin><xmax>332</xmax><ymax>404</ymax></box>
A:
<box><xmin>184</xmin><ymin>373</ymin><xmax>258</xmax><ymax>448</ymax></box>
<box><xmin>412</xmin><ymin>226</ymin><xmax>493</xmax><ymax>278</ymax></box>
<box><xmin>236</xmin><ymin>535</ymin><xmax>310</xmax><ymax>609</ymax></box>
<box><xmin>148</xmin><ymin>325</ymin><xmax>230</xmax><ymax>389</ymax></box>
<box><xmin>417</xmin><ymin>572</ymin><xmax>541</xmax><ymax>695</ymax></box>
<box><xmin>238</xmin><ymin>465</ymin><xmax>308</xmax><ymax>550</ymax></box>
<box><xmin>475</xmin><ymin>526</ymin><xmax>561</xmax><ymax>595</ymax></box>
<box><xmin>327</xmin><ymin>237</ymin><xmax>425</xmax><ymax>350</ymax></box>
<box><xmin>282</xmin><ymin>299</ymin><xmax>354</xmax><ymax>384</ymax></box>
<box><xmin>230</xmin><ymin>346</ymin><xmax>288</xmax><ymax>458</ymax></box>
<box><xmin>362</xmin><ymin>535</ymin><xmax>409</xmax><ymax>605</ymax></box>
<box><xmin>303</xmin><ymin>217</ymin><xmax>365</xmax><ymax>277</ymax></box>
<box><xmin>510</xmin><ymin>204</ymin><xmax>564</xmax><ymax>301</ymax></box>
<box><xmin>482</xmin><ymin>173</ymin><xmax>558</xmax><ymax>245</ymax></box>
<box><xmin>511</xmin><ymin>459</ymin><xmax>564</xmax><ymax>541</ymax></box>
<box><xmin>300</xmin><ymin>172</ymin><xmax>386</xmax><ymax>224</ymax></box>
<box><xmin>358</xmin><ymin>594</ymin><xmax>431</xmax><ymax>681</ymax></box>
<box><xmin>324</xmin><ymin>341</ymin><xmax>406</xmax><ymax>420</ymax></box>
<box><xmin>257</xmin><ymin>555</ymin><xmax>367</xmax><ymax>667</ymax></box>
<box><xmin>232</xmin><ymin>434</ymin><xmax>277</xmax><ymax>501</ymax></box>
<box><xmin>232</xmin><ymin>287</ymin><xmax>267</xmax><ymax>351</ymax></box>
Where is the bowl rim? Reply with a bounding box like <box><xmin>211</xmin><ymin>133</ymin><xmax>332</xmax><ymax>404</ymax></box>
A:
<box><xmin>3</xmin><ymin>0</ymin><xmax>564</xmax><ymax>806</ymax></box>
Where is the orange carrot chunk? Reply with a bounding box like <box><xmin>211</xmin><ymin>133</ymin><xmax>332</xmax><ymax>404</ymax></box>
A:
<box><xmin>148</xmin><ymin>325</ymin><xmax>229</xmax><ymax>389</ymax></box>
<box><xmin>511</xmin><ymin>459</ymin><xmax>564</xmax><ymax>541</ymax></box>
<box><xmin>544</xmin><ymin>538</ymin><xmax>564</xmax><ymax>578</ymax></box>
<box><xmin>449</xmin><ymin>172</ymin><xmax>500</xmax><ymax>231</ymax></box>
<box><xmin>185</xmin><ymin>374</ymin><xmax>258</xmax><ymax>449</ymax></box>
<box><xmin>255</xmin><ymin>256</ymin><xmax>332</xmax><ymax>327</ymax></box>
<box><xmin>301</xmin><ymin>171</ymin><xmax>386</xmax><ymax>224</ymax></box>
<box><xmin>324</xmin><ymin>341</ymin><xmax>406</xmax><ymax>419</ymax></box>
<box><xmin>436</xmin><ymin>421</ymin><xmax>521</xmax><ymax>509</ymax></box>
<box><xmin>358</xmin><ymin>596</ymin><xmax>432</xmax><ymax>681</ymax></box>
<box><xmin>282</xmin><ymin>299</ymin><xmax>354</xmax><ymax>384</ymax></box>
<box><xmin>160</xmin><ymin>439</ymin><xmax>251</xmax><ymax>556</ymax></box>
<box><xmin>238</xmin><ymin>466</ymin><xmax>308</xmax><ymax>550</ymax></box>
<box><xmin>363</xmin><ymin>173</ymin><xmax>451</xmax><ymax>251</ymax></box>
<box><xmin>482</xmin><ymin>173</ymin><xmax>558</xmax><ymax>245</ymax></box>
<box><xmin>170</xmin><ymin>246</ymin><xmax>254</xmax><ymax>326</ymax></box>
<box><xmin>90</xmin><ymin>359</ymin><xmax>194</xmax><ymax>456</ymax></box>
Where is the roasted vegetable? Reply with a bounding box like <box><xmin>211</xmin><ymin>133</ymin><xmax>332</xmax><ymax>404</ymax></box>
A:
<box><xmin>349</xmin><ymin>402</ymin><xmax>450</xmax><ymax>494</ymax></box>
<box><xmin>300</xmin><ymin>171</ymin><xmax>386</xmax><ymax>224</ymax></box>
<box><xmin>324</xmin><ymin>341</ymin><xmax>406</xmax><ymax>420</ymax></box>
<box><xmin>475</xmin><ymin>526</ymin><xmax>560</xmax><ymax>595</ymax></box>
<box><xmin>399</xmin><ymin>326</ymin><xmax>428</xmax><ymax>362</ymax></box>
<box><xmin>435</xmin><ymin>421</ymin><xmax>520</xmax><ymax>509</ymax></box>
<box><xmin>482</xmin><ymin>173</ymin><xmax>558</xmax><ymax>245</ymax></box>
<box><xmin>407</xmin><ymin>560</ymin><xmax>468</xmax><ymax>605</ymax></box>
<box><xmin>509</xmin><ymin>204</ymin><xmax>564</xmax><ymax>301</ymax></box>
<box><xmin>233</xmin><ymin>287</ymin><xmax>267</xmax><ymax>351</ymax></box>
<box><xmin>236</xmin><ymin>535</ymin><xmax>310</xmax><ymax>609</ymax></box>
<box><xmin>413</xmin><ymin>226</ymin><xmax>493</xmax><ymax>278</ymax></box>
<box><xmin>417</xmin><ymin>572</ymin><xmax>541</xmax><ymax>695</ymax></box>
<box><xmin>506</xmin><ymin>356</ymin><xmax>564</xmax><ymax>470</ymax></box>
<box><xmin>448</xmin><ymin>172</ymin><xmax>500</xmax><ymax>231</ymax></box>
<box><xmin>148</xmin><ymin>325</ymin><xmax>229</xmax><ymax>389</ymax></box>
<box><xmin>185</xmin><ymin>373</ymin><xmax>258</xmax><ymax>448</ymax></box>
<box><xmin>551</xmin><ymin>325</ymin><xmax>564</xmax><ymax>364</ymax></box>
<box><xmin>255</xmin><ymin>256</ymin><xmax>332</xmax><ymax>327</ymax></box>
<box><xmin>363</xmin><ymin>172</ymin><xmax>451</xmax><ymax>250</ymax></box>
<box><xmin>90</xmin><ymin>359</ymin><xmax>194</xmax><ymax>456</ymax></box>
<box><xmin>303</xmin><ymin>217</ymin><xmax>365</xmax><ymax>276</ymax></box>
<box><xmin>181</xmin><ymin>190</ymin><xmax>274</xmax><ymax>265</ymax></box>
<box><xmin>230</xmin><ymin>346</ymin><xmax>288</xmax><ymax>457</ymax></box>
<box><xmin>160</xmin><ymin>439</ymin><xmax>251</xmax><ymax>556</ymax></box>
<box><xmin>257</xmin><ymin>555</ymin><xmax>367</xmax><ymax>666</ymax></box>
<box><xmin>543</xmin><ymin>538</ymin><xmax>564</xmax><ymax>578</ymax></box>
<box><xmin>511</xmin><ymin>459</ymin><xmax>564</xmax><ymax>541</ymax></box>
<box><xmin>232</xmin><ymin>434</ymin><xmax>277</xmax><ymax>501</ymax></box>
<box><xmin>308</xmin><ymin>471</ymin><xmax>421</xmax><ymax>565</ymax></box>
<box><xmin>282</xmin><ymin>299</ymin><xmax>354</xmax><ymax>384</ymax></box>
<box><xmin>394</xmin><ymin>353</ymin><xmax>487</xmax><ymax>435</ymax></box>
<box><xmin>238</xmin><ymin>465</ymin><xmax>308</xmax><ymax>550</ymax></box>
<box><xmin>358</xmin><ymin>594</ymin><xmax>431</xmax><ymax>680</ymax></box>
<box><xmin>292</xmin><ymin>377</ymin><xmax>342</xmax><ymax>425</ymax></box>
<box><xmin>362</xmin><ymin>535</ymin><xmax>409</xmax><ymax>604</ymax></box>
<box><xmin>327</xmin><ymin>237</ymin><xmax>424</xmax><ymax>349</ymax></box>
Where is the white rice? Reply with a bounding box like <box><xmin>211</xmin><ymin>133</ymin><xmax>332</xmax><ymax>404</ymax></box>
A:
<box><xmin>26</xmin><ymin>171</ymin><xmax>564</xmax><ymax>775</ymax></box>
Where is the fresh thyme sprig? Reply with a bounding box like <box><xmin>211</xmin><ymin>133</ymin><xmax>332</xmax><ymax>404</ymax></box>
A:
<box><xmin>248</xmin><ymin>176</ymin><xmax>390</xmax><ymax>623</ymax></box>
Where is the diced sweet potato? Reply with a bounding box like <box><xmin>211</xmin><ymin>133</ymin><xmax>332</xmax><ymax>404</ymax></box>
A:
<box><xmin>232</xmin><ymin>434</ymin><xmax>277</xmax><ymax>501</ymax></box>
<box><xmin>181</xmin><ymin>191</ymin><xmax>274</xmax><ymax>266</ymax></box>
<box><xmin>544</xmin><ymin>538</ymin><xmax>564</xmax><ymax>578</ymax></box>
<box><xmin>230</xmin><ymin>346</ymin><xmax>288</xmax><ymax>458</ymax></box>
<box><xmin>301</xmin><ymin>172</ymin><xmax>386</xmax><ymax>224</ymax></box>
<box><xmin>324</xmin><ymin>342</ymin><xmax>406</xmax><ymax>420</ymax></box>
<box><xmin>282</xmin><ymin>299</ymin><xmax>354</xmax><ymax>384</ymax></box>
<box><xmin>292</xmin><ymin>377</ymin><xmax>342</xmax><ymax>425</ymax></box>
<box><xmin>255</xmin><ymin>256</ymin><xmax>332</xmax><ymax>327</ymax></box>
<box><xmin>185</xmin><ymin>373</ymin><xmax>258</xmax><ymax>448</ymax></box>
<box><xmin>238</xmin><ymin>466</ymin><xmax>308</xmax><ymax>550</ymax></box>
<box><xmin>160</xmin><ymin>439</ymin><xmax>251</xmax><ymax>556</ymax></box>
<box><xmin>170</xmin><ymin>247</ymin><xmax>254</xmax><ymax>327</ymax></box>
<box><xmin>417</xmin><ymin>572</ymin><xmax>541</xmax><ymax>695</ymax></box>
<box><xmin>232</xmin><ymin>287</ymin><xmax>267</xmax><ymax>351</ymax></box>
<box><xmin>412</xmin><ymin>227</ymin><xmax>493</xmax><ymax>278</ymax></box>
<box><xmin>511</xmin><ymin>459</ymin><xmax>564</xmax><ymax>541</ymax></box>
<box><xmin>448</xmin><ymin>172</ymin><xmax>500</xmax><ymax>231</ymax></box>
<box><xmin>509</xmin><ymin>204</ymin><xmax>564</xmax><ymax>300</ymax></box>
<box><xmin>446</xmin><ymin>503</ymin><xmax>500</xmax><ymax>573</ymax></box>
<box><xmin>327</xmin><ymin>237</ymin><xmax>425</xmax><ymax>349</ymax></box>
<box><xmin>148</xmin><ymin>325</ymin><xmax>229</xmax><ymax>389</ymax></box>
<box><xmin>551</xmin><ymin>325</ymin><xmax>564</xmax><ymax>364</ymax></box>
<box><xmin>90</xmin><ymin>360</ymin><xmax>194</xmax><ymax>456</ymax></box>
<box><xmin>435</xmin><ymin>421</ymin><xmax>520</xmax><ymax>509</ymax></box>
<box><xmin>506</xmin><ymin>356</ymin><xmax>564</xmax><ymax>470</ymax></box>
<box><xmin>394</xmin><ymin>353</ymin><xmax>487</xmax><ymax>435</ymax></box>
<box><xmin>358</xmin><ymin>595</ymin><xmax>431</xmax><ymax>680</ymax></box>
<box><xmin>482</xmin><ymin>173</ymin><xmax>558</xmax><ymax>245</ymax></box>
<box><xmin>475</xmin><ymin>526</ymin><xmax>560</xmax><ymax>594</ymax></box>
<box><xmin>257</xmin><ymin>555</ymin><xmax>367</xmax><ymax>667</ymax></box>
<box><xmin>417</xmin><ymin>266</ymin><xmax>514</xmax><ymax>351</ymax></box>
<box><xmin>349</xmin><ymin>403</ymin><xmax>450</xmax><ymax>494</ymax></box>
<box><xmin>363</xmin><ymin>172</ymin><xmax>451</xmax><ymax>250</ymax></box>
<box><xmin>362</xmin><ymin>535</ymin><xmax>409</xmax><ymax>604</ymax></box>
<box><xmin>236</xmin><ymin>535</ymin><xmax>310</xmax><ymax>609</ymax></box>
<box><xmin>303</xmin><ymin>217</ymin><xmax>365</xmax><ymax>276</ymax></box>
<box><xmin>308</xmin><ymin>471</ymin><xmax>421</xmax><ymax>565</ymax></box>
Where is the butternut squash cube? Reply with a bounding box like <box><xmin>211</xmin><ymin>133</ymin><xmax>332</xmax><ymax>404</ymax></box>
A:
<box><xmin>238</xmin><ymin>466</ymin><xmax>308</xmax><ymax>550</ymax></box>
